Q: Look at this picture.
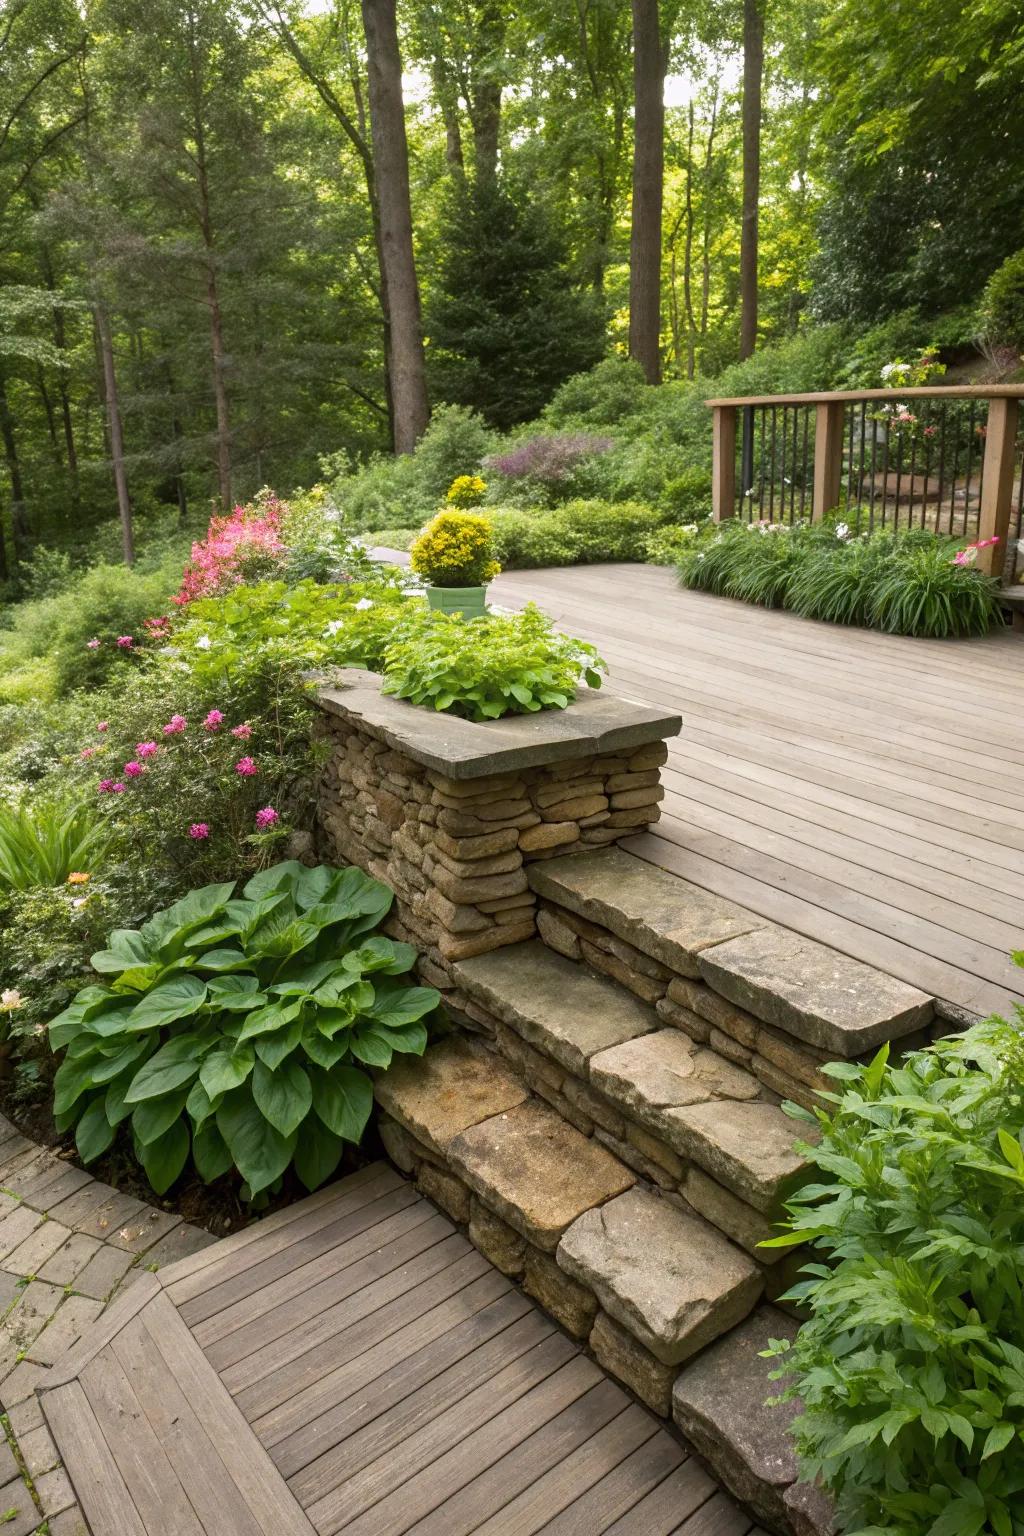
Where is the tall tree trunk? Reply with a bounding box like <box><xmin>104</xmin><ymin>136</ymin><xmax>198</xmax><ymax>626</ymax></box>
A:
<box><xmin>468</xmin><ymin>0</ymin><xmax>504</xmax><ymax>186</ymax></box>
<box><xmin>700</xmin><ymin>88</ymin><xmax>719</xmax><ymax>346</ymax></box>
<box><xmin>361</xmin><ymin>0</ymin><xmax>429</xmax><ymax>454</ymax></box>
<box><xmin>682</xmin><ymin>101</ymin><xmax>697</xmax><ymax>379</ymax></box>
<box><xmin>628</xmin><ymin>0</ymin><xmax>665</xmax><ymax>385</ymax></box>
<box><xmin>95</xmin><ymin>308</ymin><xmax>135</xmax><ymax>567</ymax></box>
<box><xmin>739</xmin><ymin>0</ymin><xmax>763</xmax><ymax>361</ymax></box>
<box><xmin>38</xmin><ymin>245</ymin><xmax>81</xmax><ymax>512</ymax></box>
<box><xmin>0</xmin><ymin>375</ymin><xmax>29</xmax><ymax>563</ymax></box>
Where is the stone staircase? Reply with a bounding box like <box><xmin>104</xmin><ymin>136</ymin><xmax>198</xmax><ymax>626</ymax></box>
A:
<box><xmin>373</xmin><ymin>845</ymin><xmax>936</xmax><ymax>1536</ymax></box>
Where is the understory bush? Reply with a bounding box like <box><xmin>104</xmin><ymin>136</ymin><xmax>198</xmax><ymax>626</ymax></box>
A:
<box><xmin>382</xmin><ymin>603</ymin><xmax>606</xmax><ymax>721</ymax></box>
<box><xmin>979</xmin><ymin>249</ymin><xmax>1024</xmax><ymax>353</ymax></box>
<box><xmin>676</xmin><ymin>521</ymin><xmax>1005</xmax><ymax>638</ymax></box>
<box><xmin>765</xmin><ymin>969</ymin><xmax>1024</xmax><ymax>1536</ymax></box>
<box><xmin>50</xmin><ymin>861</ymin><xmax>437</xmax><ymax>1198</ymax></box>
<box><xmin>0</xmin><ymin>798</ymin><xmax>110</xmax><ymax>892</ymax></box>
<box><xmin>489</xmin><ymin>499</ymin><xmax>682</xmax><ymax>568</ymax></box>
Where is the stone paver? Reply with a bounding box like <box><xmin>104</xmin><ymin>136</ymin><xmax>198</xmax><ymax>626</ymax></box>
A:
<box><xmin>142</xmin><ymin>1220</ymin><xmax>216</xmax><ymax>1269</ymax></box>
<box><xmin>557</xmin><ymin>1188</ymin><xmax>762</xmax><ymax>1366</ymax></box>
<box><xmin>37</xmin><ymin>1234</ymin><xmax>101</xmax><ymax>1287</ymax></box>
<box><xmin>669</xmin><ymin>1100</ymin><xmax>814</xmax><ymax>1213</ymax></box>
<box><xmin>29</xmin><ymin>1295</ymin><xmax>104</xmax><ymax>1367</ymax></box>
<box><xmin>456</xmin><ymin>940</ymin><xmax>656</xmax><ymax>1076</ymax></box>
<box><xmin>448</xmin><ymin>1099</ymin><xmax>635</xmax><ymax>1251</ymax></box>
<box><xmin>528</xmin><ymin>849</ymin><xmax>766</xmax><ymax>978</ymax></box>
<box><xmin>697</xmin><ymin>926</ymin><xmax>934</xmax><ymax>1055</ymax></box>
<box><xmin>0</xmin><ymin>1209</ymin><xmax>42</xmax><ymax>1263</ymax></box>
<box><xmin>0</xmin><ymin>1473</ymin><xmax>41</xmax><ymax>1536</ymax></box>
<box><xmin>373</xmin><ymin>1035</ymin><xmax>529</xmax><ymax>1156</ymax></box>
<box><xmin>588</xmin><ymin>1030</ymin><xmax>761</xmax><ymax>1145</ymax></box>
<box><xmin>50</xmin><ymin>1508</ymin><xmax>90</xmax><ymax>1535</ymax></box>
<box><xmin>107</xmin><ymin>1208</ymin><xmax>181</xmax><ymax>1255</ymax></box>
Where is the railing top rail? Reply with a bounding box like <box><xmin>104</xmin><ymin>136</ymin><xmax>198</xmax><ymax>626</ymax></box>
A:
<box><xmin>705</xmin><ymin>385</ymin><xmax>1024</xmax><ymax>408</ymax></box>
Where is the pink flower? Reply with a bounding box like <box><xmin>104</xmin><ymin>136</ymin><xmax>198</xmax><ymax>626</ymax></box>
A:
<box><xmin>162</xmin><ymin>714</ymin><xmax>187</xmax><ymax>736</ymax></box>
<box><xmin>136</xmin><ymin>742</ymin><xmax>158</xmax><ymax>758</ymax></box>
<box><xmin>171</xmin><ymin>500</ymin><xmax>286</xmax><ymax>607</ymax></box>
<box><xmin>231</xmin><ymin>723</ymin><xmax>252</xmax><ymax>739</ymax></box>
<box><xmin>97</xmin><ymin>721</ymin><xmax>109</xmax><ymax>733</ymax></box>
<box><xmin>189</xmin><ymin>823</ymin><xmax>210</xmax><ymax>840</ymax></box>
<box><xmin>923</xmin><ymin>425</ymin><xmax>937</xmax><ymax>438</ymax></box>
<box><xmin>80</xmin><ymin>748</ymin><xmax>96</xmax><ymax>761</ymax></box>
<box><xmin>123</xmin><ymin>761</ymin><xmax>144</xmax><ymax>778</ymax></box>
<box><xmin>98</xmin><ymin>779</ymin><xmax>116</xmax><ymax>793</ymax></box>
<box><xmin>235</xmin><ymin>757</ymin><xmax>258</xmax><ymax>777</ymax></box>
<box><xmin>116</xmin><ymin>636</ymin><xmax>134</xmax><ymax>649</ymax></box>
<box><xmin>86</xmin><ymin>638</ymin><xmax>101</xmax><ymax>650</ymax></box>
<box><xmin>144</xmin><ymin>615</ymin><xmax>172</xmax><ymax>638</ymax></box>
<box><xmin>203</xmin><ymin>710</ymin><xmax>224</xmax><ymax>732</ymax></box>
<box><xmin>255</xmin><ymin>807</ymin><xmax>279</xmax><ymax>830</ymax></box>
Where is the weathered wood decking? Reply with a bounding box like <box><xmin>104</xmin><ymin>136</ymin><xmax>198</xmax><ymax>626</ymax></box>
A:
<box><xmin>493</xmin><ymin>562</ymin><xmax>1024</xmax><ymax>1022</ymax></box>
<box><xmin>42</xmin><ymin>1164</ymin><xmax>760</xmax><ymax>1536</ymax></box>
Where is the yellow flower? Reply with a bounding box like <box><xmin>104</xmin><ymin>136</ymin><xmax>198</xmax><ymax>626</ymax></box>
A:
<box><xmin>67</xmin><ymin>872</ymin><xmax>90</xmax><ymax>885</ymax></box>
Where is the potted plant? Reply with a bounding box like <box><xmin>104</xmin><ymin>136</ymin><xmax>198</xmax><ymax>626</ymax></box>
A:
<box><xmin>409</xmin><ymin>510</ymin><xmax>501</xmax><ymax>619</ymax></box>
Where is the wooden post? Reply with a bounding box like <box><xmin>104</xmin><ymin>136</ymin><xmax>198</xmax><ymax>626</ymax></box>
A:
<box><xmin>812</xmin><ymin>400</ymin><xmax>845</xmax><ymax>522</ymax></box>
<box><xmin>977</xmin><ymin>395</ymin><xmax>1019</xmax><ymax>580</ymax></box>
<box><xmin>712</xmin><ymin>405</ymin><xmax>737</xmax><ymax>522</ymax></box>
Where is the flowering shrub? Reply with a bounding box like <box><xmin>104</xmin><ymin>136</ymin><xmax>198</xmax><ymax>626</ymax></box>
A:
<box><xmin>173</xmin><ymin>491</ymin><xmax>286</xmax><ymax>606</ymax></box>
<box><xmin>764</xmin><ymin>969</ymin><xmax>1024</xmax><ymax>1535</ymax></box>
<box><xmin>410</xmin><ymin>511</ymin><xmax>501</xmax><ymax>588</ymax></box>
<box><xmin>485</xmin><ymin>432</ymin><xmax>614</xmax><ymax>505</ymax></box>
<box><xmin>446</xmin><ymin>474</ymin><xmax>486</xmax><ymax>509</ymax></box>
<box><xmin>49</xmin><ymin>862</ymin><xmax>437</xmax><ymax>1197</ymax></box>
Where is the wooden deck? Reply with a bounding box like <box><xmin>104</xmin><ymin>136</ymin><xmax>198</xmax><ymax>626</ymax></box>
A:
<box><xmin>41</xmin><ymin>1164</ymin><xmax>759</xmax><ymax>1536</ymax></box>
<box><xmin>493</xmin><ymin>562</ymin><xmax>1024</xmax><ymax>1022</ymax></box>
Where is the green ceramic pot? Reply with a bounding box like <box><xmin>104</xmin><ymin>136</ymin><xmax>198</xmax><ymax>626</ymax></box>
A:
<box><xmin>425</xmin><ymin>584</ymin><xmax>489</xmax><ymax>619</ymax></box>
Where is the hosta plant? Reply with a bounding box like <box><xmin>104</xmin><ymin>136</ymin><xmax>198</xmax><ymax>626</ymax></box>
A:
<box><xmin>48</xmin><ymin>861</ymin><xmax>437</xmax><ymax>1198</ymax></box>
<box><xmin>763</xmin><ymin>976</ymin><xmax>1024</xmax><ymax>1536</ymax></box>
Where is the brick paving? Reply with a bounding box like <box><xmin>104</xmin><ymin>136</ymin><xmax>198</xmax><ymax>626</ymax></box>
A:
<box><xmin>0</xmin><ymin>1115</ymin><xmax>216</xmax><ymax>1534</ymax></box>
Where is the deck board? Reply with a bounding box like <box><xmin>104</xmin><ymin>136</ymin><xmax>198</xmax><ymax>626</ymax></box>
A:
<box><xmin>493</xmin><ymin>562</ymin><xmax>1024</xmax><ymax>1020</ymax></box>
<box><xmin>42</xmin><ymin>1168</ymin><xmax>753</xmax><ymax>1536</ymax></box>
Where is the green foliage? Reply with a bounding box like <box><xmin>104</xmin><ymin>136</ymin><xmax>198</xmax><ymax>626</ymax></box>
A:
<box><xmin>543</xmin><ymin>357</ymin><xmax>651</xmax><ymax>431</ymax></box>
<box><xmin>0</xmin><ymin>799</ymin><xmax>110</xmax><ymax>891</ymax></box>
<box><xmin>427</xmin><ymin>178</ymin><xmax>605</xmax><ymax>430</ymax></box>
<box><xmin>49</xmin><ymin>563</ymin><xmax>178</xmax><ymax>693</ymax></box>
<box><xmin>676</xmin><ymin>521</ymin><xmax>1005</xmax><ymax>638</ymax></box>
<box><xmin>489</xmin><ymin>500</ymin><xmax>678</xmax><ymax>568</ymax></box>
<box><xmin>50</xmin><ymin>862</ymin><xmax>437</xmax><ymax>1197</ymax></box>
<box><xmin>765</xmin><ymin>990</ymin><xmax>1024</xmax><ymax>1535</ymax></box>
<box><xmin>382</xmin><ymin>603</ymin><xmax>606</xmax><ymax>721</ymax></box>
<box><xmin>332</xmin><ymin>406</ymin><xmax>498</xmax><ymax>532</ymax></box>
<box><xmin>409</xmin><ymin>511</ymin><xmax>500</xmax><ymax>587</ymax></box>
<box><xmin>979</xmin><ymin>249</ymin><xmax>1024</xmax><ymax>352</ymax></box>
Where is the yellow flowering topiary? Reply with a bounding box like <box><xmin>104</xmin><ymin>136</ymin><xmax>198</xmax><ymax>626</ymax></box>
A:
<box><xmin>445</xmin><ymin>474</ymin><xmax>487</xmax><ymax>509</ymax></box>
<box><xmin>410</xmin><ymin>511</ymin><xmax>501</xmax><ymax>589</ymax></box>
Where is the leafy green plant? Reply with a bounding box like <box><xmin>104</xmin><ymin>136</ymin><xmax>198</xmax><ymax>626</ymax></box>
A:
<box><xmin>0</xmin><ymin>798</ymin><xmax>110</xmax><ymax>891</ymax></box>
<box><xmin>409</xmin><ymin>510</ymin><xmax>501</xmax><ymax>588</ymax></box>
<box><xmin>49</xmin><ymin>861</ymin><xmax>437</xmax><ymax>1198</ymax></box>
<box><xmin>382</xmin><ymin>602</ymin><xmax>606</xmax><ymax>721</ymax></box>
<box><xmin>868</xmin><ymin>543</ymin><xmax>1004</xmax><ymax>638</ymax></box>
<box><xmin>979</xmin><ymin>248</ymin><xmax>1024</xmax><ymax>353</ymax></box>
<box><xmin>764</xmin><ymin>979</ymin><xmax>1024</xmax><ymax>1536</ymax></box>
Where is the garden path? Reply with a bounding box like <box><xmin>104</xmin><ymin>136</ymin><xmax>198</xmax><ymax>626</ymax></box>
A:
<box><xmin>23</xmin><ymin>1155</ymin><xmax>758</xmax><ymax>1536</ymax></box>
<box><xmin>490</xmin><ymin>561</ymin><xmax>1024</xmax><ymax>1022</ymax></box>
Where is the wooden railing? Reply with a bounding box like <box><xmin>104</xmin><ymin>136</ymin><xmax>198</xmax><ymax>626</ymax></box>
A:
<box><xmin>706</xmin><ymin>386</ymin><xmax>1024</xmax><ymax>580</ymax></box>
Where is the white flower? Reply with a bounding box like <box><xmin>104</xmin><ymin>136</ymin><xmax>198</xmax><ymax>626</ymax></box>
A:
<box><xmin>0</xmin><ymin>989</ymin><xmax>23</xmax><ymax>1011</ymax></box>
<box><xmin>696</xmin><ymin>552</ymin><xmax>706</xmax><ymax>562</ymax></box>
<box><xmin>354</xmin><ymin>597</ymin><xmax>374</xmax><ymax>611</ymax></box>
<box><xmin>195</xmin><ymin>635</ymin><xmax>212</xmax><ymax>651</ymax></box>
<box><xmin>835</xmin><ymin>522</ymin><xmax>850</xmax><ymax>540</ymax></box>
<box><xmin>324</xmin><ymin>619</ymin><xmax>344</xmax><ymax>637</ymax></box>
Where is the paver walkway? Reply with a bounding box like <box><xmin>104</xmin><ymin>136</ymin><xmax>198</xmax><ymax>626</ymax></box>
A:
<box><xmin>15</xmin><ymin>1151</ymin><xmax>762</xmax><ymax>1536</ymax></box>
<box><xmin>490</xmin><ymin>561</ymin><xmax>1024</xmax><ymax>1021</ymax></box>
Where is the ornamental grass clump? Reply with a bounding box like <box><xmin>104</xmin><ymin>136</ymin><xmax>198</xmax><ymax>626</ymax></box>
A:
<box><xmin>409</xmin><ymin>510</ymin><xmax>501</xmax><ymax>588</ymax></box>
<box><xmin>764</xmin><ymin>969</ymin><xmax>1024</xmax><ymax>1536</ymax></box>
<box><xmin>49</xmin><ymin>861</ymin><xmax>437</xmax><ymax>1198</ymax></box>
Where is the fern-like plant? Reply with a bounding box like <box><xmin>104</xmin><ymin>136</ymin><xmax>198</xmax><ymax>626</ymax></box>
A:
<box><xmin>0</xmin><ymin>799</ymin><xmax>110</xmax><ymax>891</ymax></box>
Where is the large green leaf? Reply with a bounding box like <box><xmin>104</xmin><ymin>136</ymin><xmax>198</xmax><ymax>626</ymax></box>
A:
<box><xmin>132</xmin><ymin>1090</ymin><xmax>189</xmax><ymax>1146</ymax></box>
<box><xmin>126</xmin><ymin>974</ymin><xmax>207</xmax><ymax>1032</ymax></box>
<box><xmin>186</xmin><ymin>1078</ymin><xmax>217</xmax><ymax>1126</ymax></box>
<box><xmin>105</xmin><ymin>1071</ymin><xmax>139</xmax><ymax>1127</ymax></box>
<box><xmin>193</xmin><ymin>1120</ymin><xmax>233</xmax><ymax>1184</ymax></box>
<box><xmin>350</xmin><ymin>1028</ymin><xmax>393</xmax><ymax>1069</ymax></box>
<box><xmin>199</xmin><ymin>1044</ymin><xmax>255</xmax><ymax>1100</ymax></box>
<box><xmin>140</xmin><ymin>881</ymin><xmax>237</xmax><ymax>957</ymax></box>
<box><xmin>236</xmin><ymin>1000</ymin><xmax>301</xmax><ymax>1044</ymax></box>
<box><xmin>90</xmin><ymin>929</ymin><xmax>153</xmax><ymax>975</ymax></box>
<box><xmin>255</xmin><ymin>1021</ymin><xmax>302</xmax><ymax>1071</ymax></box>
<box><xmin>269</xmin><ymin>959</ymin><xmax>343</xmax><ymax>997</ymax></box>
<box><xmin>124</xmin><ymin>1034</ymin><xmax>206</xmax><ymax>1103</ymax></box>
<box><xmin>293</xmin><ymin>1115</ymin><xmax>344</xmax><ymax>1192</ymax></box>
<box><xmin>89</xmin><ymin>1038</ymin><xmax>151</xmax><ymax>1085</ymax></box>
<box><xmin>242</xmin><ymin>860</ymin><xmax>307</xmax><ymax>902</ymax></box>
<box><xmin>310</xmin><ymin>1066</ymin><xmax>372</xmax><ymax>1143</ymax></box>
<box><xmin>76</xmin><ymin>1096</ymin><xmax>116</xmax><ymax>1163</ymax></box>
<box><xmin>370</xmin><ymin>984</ymin><xmax>440</xmax><ymax>1029</ymax></box>
<box><xmin>343</xmin><ymin>937</ymin><xmax>416</xmax><ymax>976</ymax></box>
<box><xmin>252</xmin><ymin>1058</ymin><xmax>312</xmax><ymax>1138</ymax></box>
<box><xmin>138</xmin><ymin>1119</ymin><xmax>190</xmax><ymax>1195</ymax></box>
<box><xmin>193</xmin><ymin>948</ymin><xmax>248</xmax><ymax>973</ymax></box>
<box><xmin>302</xmin><ymin>1032</ymin><xmax>351</xmax><ymax>1070</ymax></box>
<box><xmin>49</xmin><ymin>987</ymin><xmax>112</xmax><ymax>1050</ymax></box>
<box><xmin>381</xmin><ymin>1021</ymin><xmax>429</xmax><ymax>1056</ymax></box>
<box><xmin>206</xmin><ymin>975</ymin><xmax>264</xmax><ymax>1011</ymax></box>
<box><xmin>216</xmin><ymin>1088</ymin><xmax>297</xmax><ymax>1195</ymax></box>
<box><xmin>53</xmin><ymin>1053</ymin><xmax>100</xmax><ymax>1117</ymax></box>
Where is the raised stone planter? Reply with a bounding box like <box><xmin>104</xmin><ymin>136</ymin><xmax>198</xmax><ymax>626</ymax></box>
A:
<box><xmin>316</xmin><ymin>669</ymin><xmax>680</xmax><ymax>974</ymax></box>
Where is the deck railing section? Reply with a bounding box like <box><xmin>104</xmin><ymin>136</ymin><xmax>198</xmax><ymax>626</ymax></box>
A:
<box><xmin>706</xmin><ymin>386</ymin><xmax>1024</xmax><ymax>579</ymax></box>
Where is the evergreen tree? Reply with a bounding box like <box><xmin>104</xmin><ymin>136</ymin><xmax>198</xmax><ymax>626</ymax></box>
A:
<box><xmin>427</xmin><ymin>180</ymin><xmax>605</xmax><ymax>429</ymax></box>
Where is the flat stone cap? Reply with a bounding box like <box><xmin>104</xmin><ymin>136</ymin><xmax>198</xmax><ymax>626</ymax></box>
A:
<box><xmin>697</xmin><ymin>926</ymin><xmax>934</xmax><ymax>1056</ymax></box>
<box><xmin>317</xmin><ymin>669</ymin><xmax>681</xmax><ymax>780</ymax></box>
<box><xmin>372</xmin><ymin>1035</ymin><xmax>528</xmax><ymax>1154</ymax></box>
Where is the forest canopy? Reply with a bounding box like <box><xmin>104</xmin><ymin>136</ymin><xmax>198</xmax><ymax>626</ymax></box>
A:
<box><xmin>2</xmin><ymin>0</ymin><xmax>1023</xmax><ymax>574</ymax></box>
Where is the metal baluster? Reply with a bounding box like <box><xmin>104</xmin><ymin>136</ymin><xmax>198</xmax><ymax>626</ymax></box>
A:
<box><xmin>799</xmin><ymin>409</ymin><xmax>810</xmax><ymax>518</ymax></box>
<box><xmin>868</xmin><ymin>407</ymin><xmax>879</xmax><ymax>531</ymax></box>
<box><xmin>779</xmin><ymin>407</ymin><xmax>788</xmax><ymax>524</ymax></box>
<box><xmin>757</xmin><ymin>408</ymin><xmax>766</xmax><ymax>519</ymax></box>
<box><xmin>769</xmin><ymin>406</ymin><xmax>777</xmax><ymax>521</ymax></box>
<box><xmin>855</xmin><ymin>402</ymin><xmax>867</xmax><ymax>519</ymax></box>
<box><xmin>935</xmin><ymin>405</ymin><xmax>948</xmax><ymax>535</ymax></box>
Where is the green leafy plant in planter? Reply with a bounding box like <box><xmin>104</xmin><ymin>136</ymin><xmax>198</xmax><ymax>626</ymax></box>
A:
<box><xmin>48</xmin><ymin>861</ymin><xmax>438</xmax><ymax>1198</ymax></box>
<box><xmin>409</xmin><ymin>510</ymin><xmax>501</xmax><ymax>618</ymax></box>
<box><xmin>382</xmin><ymin>602</ymin><xmax>606</xmax><ymax>721</ymax></box>
<box><xmin>763</xmin><ymin>964</ymin><xmax>1024</xmax><ymax>1536</ymax></box>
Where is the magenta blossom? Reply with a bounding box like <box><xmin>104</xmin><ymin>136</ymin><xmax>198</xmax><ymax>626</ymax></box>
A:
<box><xmin>162</xmin><ymin>714</ymin><xmax>187</xmax><ymax>735</ymax></box>
<box><xmin>235</xmin><ymin>756</ymin><xmax>258</xmax><ymax>777</ymax></box>
<box><xmin>231</xmin><ymin>723</ymin><xmax>252</xmax><ymax>739</ymax></box>
<box><xmin>254</xmin><ymin>806</ymin><xmax>279</xmax><ymax>830</ymax></box>
<box><xmin>80</xmin><ymin>748</ymin><xmax>96</xmax><ymax>761</ymax></box>
<box><xmin>189</xmin><ymin>823</ymin><xmax>210</xmax><ymax>840</ymax></box>
<box><xmin>123</xmin><ymin>761</ymin><xmax>144</xmax><ymax>778</ymax></box>
<box><xmin>86</xmin><ymin>638</ymin><xmax>101</xmax><ymax>650</ymax></box>
<box><xmin>98</xmin><ymin>779</ymin><xmax>116</xmax><ymax>793</ymax></box>
<box><xmin>97</xmin><ymin>721</ymin><xmax>109</xmax><ymax>733</ymax></box>
<box><xmin>203</xmin><ymin>710</ymin><xmax>225</xmax><ymax>732</ymax></box>
<box><xmin>136</xmin><ymin>742</ymin><xmax>158</xmax><ymax>758</ymax></box>
<box><xmin>116</xmin><ymin>635</ymin><xmax>134</xmax><ymax>649</ymax></box>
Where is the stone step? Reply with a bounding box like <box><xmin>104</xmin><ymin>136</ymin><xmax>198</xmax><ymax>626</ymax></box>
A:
<box><xmin>530</xmin><ymin>847</ymin><xmax>934</xmax><ymax>1056</ymax></box>
<box><xmin>455</xmin><ymin>939</ymin><xmax>809</xmax><ymax>1217</ymax></box>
